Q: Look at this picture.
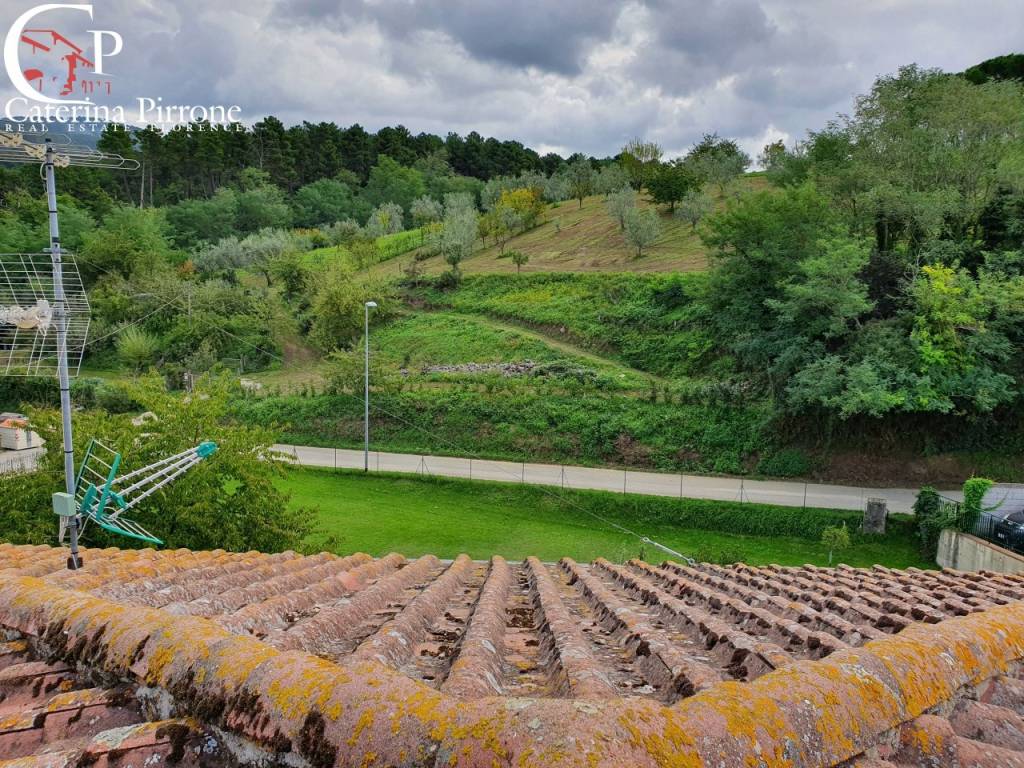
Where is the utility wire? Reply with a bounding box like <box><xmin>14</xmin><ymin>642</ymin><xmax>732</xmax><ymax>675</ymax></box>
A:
<box><xmin>85</xmin><ymin>294</ymin><xmax>181</xmax><ymax>347</ymax></box>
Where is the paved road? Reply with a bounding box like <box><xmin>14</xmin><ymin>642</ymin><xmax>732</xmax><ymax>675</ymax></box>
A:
<box><xmin>273</xmin><ymin>444</ymin><xmax>962</xmax><ymax>514</ymax></box>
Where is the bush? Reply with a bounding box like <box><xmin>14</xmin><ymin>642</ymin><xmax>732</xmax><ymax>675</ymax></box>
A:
<box><xmin>3</xmin><ymin>374</ymin><xmax>312</xmax><ymax>552</ymax></box>
<box><xmin>757</xmin><ymin>449</ymin><xmax>812</xmax><ymax>478</ymax></box>
<box><xmin>913</xmin><ymin>486</ymin><xmax>960</xmax><ymax>557</ymax></box>
<box><xmin>95</xmin><ymin>381</ymin><xmax>143</xmax><ymax>413</ymax></box>
<box><xmin>712</xmin><ymin>452</ymin><xmax>743</xmax><ymax>474</ymax></box>
<box><xmin>116</xmin><ymin>327</ymin><xmax>161</xmax><ymax>371</ymax></box>
<box><xmin>961</xmin><ymin>477</ymin><xmax>995</xmax><ymax>530</ymax></box>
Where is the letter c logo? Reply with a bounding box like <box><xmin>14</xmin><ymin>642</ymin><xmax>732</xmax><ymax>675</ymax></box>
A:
<box><xmin>4</xmin><ymin>4</ymin><xmax>94</xmax><ymax>105</ymax></box>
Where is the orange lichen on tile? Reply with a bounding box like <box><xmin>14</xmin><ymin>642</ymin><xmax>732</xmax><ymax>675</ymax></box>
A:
<box><xmin>3</xmin><ymin>547</ymin><xmax>1024</xmax><ymax>767</ymax></box>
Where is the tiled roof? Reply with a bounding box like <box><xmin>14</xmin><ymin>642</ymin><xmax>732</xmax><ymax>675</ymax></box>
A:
<box><xmin>2</xmin><ymin>543</ymin><xmax>1024</xmax><ymax>766</ymax></box>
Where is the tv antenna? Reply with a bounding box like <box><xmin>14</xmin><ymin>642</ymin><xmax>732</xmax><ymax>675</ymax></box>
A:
<box><xmin>61</xmin><ymin>439</ymin><xmax>218</xmax><ymax>545</ymax></box>
<box><xmin>0</xmin><ymin>131</ymin><xmax>139</xmax><ymax>568</ymax></box>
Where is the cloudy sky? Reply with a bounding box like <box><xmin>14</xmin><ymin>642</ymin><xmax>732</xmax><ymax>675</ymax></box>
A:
<box><xmin>4</xmin><ymin>0</ymin><xmax>1022</xmax><ymax>159</ymax></box>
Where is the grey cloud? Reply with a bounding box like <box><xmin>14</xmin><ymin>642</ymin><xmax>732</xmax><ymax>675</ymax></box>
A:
<box><xmin>273</xmin><ymin>0</ymin><xmax>624</xmax><ymax>75</ymax></box>
<box><xmin>4</xmin><ymin>0</ymin><xmax>1021</xmax><ymax>162</ymax></box>
<box><xmin>650</xmin><ymin>0</ymin><xmax>775</xmax><ymax>62</ymax></box>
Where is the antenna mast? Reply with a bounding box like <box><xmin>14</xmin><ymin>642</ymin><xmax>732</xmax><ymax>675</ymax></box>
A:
<box><xmin>0</xmin><ymin>131</ymin><xmax>139</xmax><ymax>569</ymax></box>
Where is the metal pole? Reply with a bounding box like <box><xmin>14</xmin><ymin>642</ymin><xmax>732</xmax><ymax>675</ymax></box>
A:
<box><xmin>45</xmin><ymin>141</ymin><xmax>80</xmax><ymax>570</ymax></box>
<box><xmin>364</xmin><ymin>304</ymin><xmax>370</xmax><ymax>472</ymax></box>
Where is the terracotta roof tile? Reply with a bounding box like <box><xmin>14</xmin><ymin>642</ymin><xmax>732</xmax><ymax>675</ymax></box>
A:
<box><xmin>3</xmin><ymin>544</ymin><xmax>1024</xmax><ymax>765</ymax></box>
<box><xmin>0</xmin><ymin>617</ymin><xmax>221</xmax><ymax>768</ymax></box>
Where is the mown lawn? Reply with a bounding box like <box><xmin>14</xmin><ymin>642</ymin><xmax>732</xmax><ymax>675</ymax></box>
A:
<box><xmin>279</xmin><ymin>468</ymin><xmax>934</xmax><ymax>568</ymax></box>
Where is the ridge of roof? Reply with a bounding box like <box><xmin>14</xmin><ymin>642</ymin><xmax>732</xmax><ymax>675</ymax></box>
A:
<box><xmin>2</xmin><ymin>563</ymin><xmax>1024</xmax><ymax>767</ymax></box>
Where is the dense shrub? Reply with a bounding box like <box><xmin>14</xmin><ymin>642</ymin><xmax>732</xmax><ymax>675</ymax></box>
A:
<box><xmin>913</xmin><ymin>486</ymin><xmax>959</xmax><ymax>557</ymax></box>
<box><xmin>95</xmin><ymin>381</ymin><xmax>144</xmax><ymax>414</ymax></box>
<box><xmin>756</xmin><ymin>449</ymin><xmax>812</xmax><ymax>478</ymax></box>
<box><xmin>231</xmin><ymin>389</ymin><xmax>770</xmax><ymax>475</ymax></box>
<box><xmin>0</xmin><ymin>377</ymin><xmax>101</xmax><ymax>411</ymax></box>
<box><xmin>961</xmin><ymin>477</ymin><xmax>995</xmax><ymax>530</ymax></box>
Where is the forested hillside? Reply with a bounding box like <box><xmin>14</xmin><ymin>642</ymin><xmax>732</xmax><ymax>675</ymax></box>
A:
<box><xmin>1</xmin><ymin>58</ymin><xmax>1022</xmax><ymax>485</ymax></box>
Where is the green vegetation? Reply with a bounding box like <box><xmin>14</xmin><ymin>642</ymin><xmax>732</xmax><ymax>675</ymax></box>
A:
<box><xmin>961</xmin><ymin>477</ymin><xmax>996</xmax><ymax>530</ymax></box>
<box><xmin>233</xmin><ymin>388</ymin><xmax>766</xmax><ymax>473</ymax></box>
<box><xmin>422</xmin><ymin>272</ymin><xmax>712</xmax><ymax>378</ymax></box>
<box><xmin>1</xmin><ymin>376</ymin><xmax>312</xmax><ymax>552</ymax></box>
<box><xmin>1</xmin><ymin>56</ymin><xmax>1021</xmax><ymax>507</ymax></box>
<box><xmin>820</xmin><ymin>524</ymin><xmax>851</xmax><ymax>566</ymax></box>
<box><xmin>284</xmin><ymin>468</ymin><xmax>930</xmax><ymax>567</ymax></box>
<box><xmin>367</xmin><ymin>312</ymin><xmax>651</xmax><ymax>388</ymax></box>
<box><xmin>302</xmin><ymin>228</ymin><xmax>423</xmax><ymax>269</ymax></box>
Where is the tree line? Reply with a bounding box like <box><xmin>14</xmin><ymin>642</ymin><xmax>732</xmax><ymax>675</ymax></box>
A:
<box><xmin>0</xmin><ymin>118</ymin><xmax>580</xmax><ymax>212</ymax></box>
<box><xmin>701</xmin><ymin>63</ymin><xmax>1024</xmax><ymax>435</ymax></box>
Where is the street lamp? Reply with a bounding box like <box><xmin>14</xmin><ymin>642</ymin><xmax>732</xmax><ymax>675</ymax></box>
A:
<box><xmin>364</xmin><ymin>301</ymin><xmax>377</xmax><ymax>472</ymax></box>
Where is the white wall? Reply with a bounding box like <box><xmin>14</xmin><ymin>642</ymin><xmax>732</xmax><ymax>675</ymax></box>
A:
<box><xmin>937</xmin><ymin>529</ymin><xmax>1024</xmax><ymax>574</ymax></box>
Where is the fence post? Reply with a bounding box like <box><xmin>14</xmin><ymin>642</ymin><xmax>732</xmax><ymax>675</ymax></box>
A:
<box><xmin>623</xmin><ymin>470</ymin><xmax>627</xmax><ymax>495</ymax></box>
<box><xmin>469</xmin><ymin>458</ymin><xmax>473</xmax><ymax>481</ymax></box>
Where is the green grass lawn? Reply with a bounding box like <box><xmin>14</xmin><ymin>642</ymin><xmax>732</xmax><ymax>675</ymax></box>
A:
<box><xmin>279</xmin><ymin>468</ymin><xmax>933</xmax><ymax>568</ymax></box>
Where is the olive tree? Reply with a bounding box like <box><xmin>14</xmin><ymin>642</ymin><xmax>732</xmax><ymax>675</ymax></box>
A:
<box><xmin>510</xmin><ymin>250</ymin><xmax>529</xmax><ymax>274</ymax></box>
<box><xmin>606</xmin><ymin>188</ymin><xmax>636</xmax><ymax>230</ymax></box>
<box><xmin>595</xmin><ymin>164</ymin><xmax>631</xmax><ymax>197</ymax></box>
<box><xmin>410</xmin><ymin>195</ymin><xmax>443</xmax><ymax>240</ymax></box>
<box><xmin>686</xmin><ymin>133</ymin><xmax>750</xmax><ymax>195</ymax></box>
<box><xmin>364</xmin><ymin>202</ymin><xmax>404</xmax><ymax>238</ymax></box>
<box><xmin>440</xmin><ymin>205</ymin><xmax>478</xmax><ymax>279</ymax></box>
<box><xmin>675</xmin><ymin>190</ymin><xmax>714</xmax><ymax>230</ymax></box>
<box><xmin>566</xmin><ymin>157</ymin><xmax>595</xmax><ymax>208</ymax></box>
<box><xmin>624</xmin><ymin>208</ymin><xmax>661</xmax><ymax>258</ymax></box>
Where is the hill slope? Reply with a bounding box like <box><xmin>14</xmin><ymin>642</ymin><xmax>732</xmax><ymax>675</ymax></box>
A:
<box><xmin>369</xmin><ymin>174</ymin><xmax>768</xmax><ymax>278</ymax></box>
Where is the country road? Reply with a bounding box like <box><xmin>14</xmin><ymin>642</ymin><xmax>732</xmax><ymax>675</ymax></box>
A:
<box><xmin>273</xmin><ymin>444</ymin><xmax>963</xmax><ymax>514</ymax></box>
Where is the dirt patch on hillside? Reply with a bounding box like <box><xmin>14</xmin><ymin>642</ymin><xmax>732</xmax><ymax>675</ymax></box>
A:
<box><xmin>815</xmin><ymin>451</ymin><xmax>978</xmax><ymax>488</ymax></box>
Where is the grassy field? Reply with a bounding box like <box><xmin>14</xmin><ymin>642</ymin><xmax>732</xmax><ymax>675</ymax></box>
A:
<box><xmin>303</xmin><ymin>228</ymin><xmax>423</xmax><ymax>270</ymax></box>
<box><xmin>370</xmin><ymin>175</ymin><xmax>768</xmax><ymax>278</ymax></box>
<box><xmin>372</xmin><ymin>312</ymin><xmax>654</xmax><ymax>388</ymax></box>
<box><xmin>280</xmin><ymin>468</ymin><xmax>932</xmax><ymax>568</ymax></box>
<box><xmin>421</xmin><ymin>272</ymin><xmax>711</xmax><ymax>379</ymax></box>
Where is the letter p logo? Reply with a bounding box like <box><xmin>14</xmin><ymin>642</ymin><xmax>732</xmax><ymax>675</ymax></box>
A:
<box><xmin>89</xmin><ymin>29</ymin><xmax>122</xmax><ymax>74</ymax></box>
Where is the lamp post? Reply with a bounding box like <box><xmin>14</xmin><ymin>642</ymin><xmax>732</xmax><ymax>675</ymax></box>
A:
<box><xmin>364</xmin><ymin>301</ymin><xmax>377</xmax><ymax>472</ymax></box>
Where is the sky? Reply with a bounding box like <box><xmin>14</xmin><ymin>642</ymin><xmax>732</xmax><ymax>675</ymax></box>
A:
<box><xmin>3</xmin><ymin>0</ymin><xmax>1022</xmax><ymax>160</ymax></box>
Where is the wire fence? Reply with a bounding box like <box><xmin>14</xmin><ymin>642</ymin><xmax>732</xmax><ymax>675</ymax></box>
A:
<box><xmin>273</xmin><ymin>444</ymin><xmax>927</xmax><ymax>514</ymax></box>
